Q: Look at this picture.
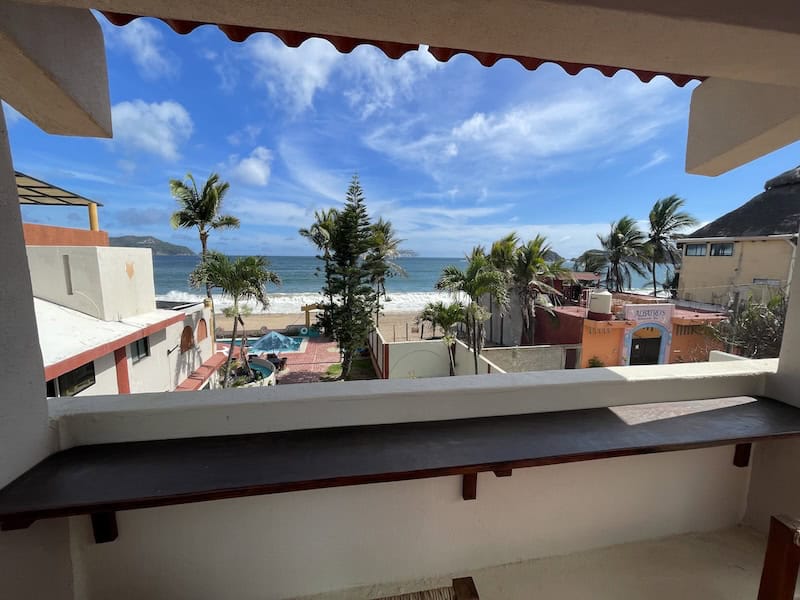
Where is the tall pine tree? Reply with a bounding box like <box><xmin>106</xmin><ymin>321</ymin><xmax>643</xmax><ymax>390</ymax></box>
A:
<box><xmin>322</xmin><ymin>175</ymin><xmax>380</xmax><ymax>378</ymax></box>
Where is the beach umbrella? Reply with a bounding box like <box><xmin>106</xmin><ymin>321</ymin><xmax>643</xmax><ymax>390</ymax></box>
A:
<box><xmin>249</xmin><ymin>331</ymin><xmax>296</xmax><ymax>353</ymax></box>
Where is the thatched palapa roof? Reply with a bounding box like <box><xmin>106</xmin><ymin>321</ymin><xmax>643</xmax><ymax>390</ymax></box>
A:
<box><xmin>688</xmin><ymin>166</ymin><xmax>800</xmax><ymax>238</ymax></box>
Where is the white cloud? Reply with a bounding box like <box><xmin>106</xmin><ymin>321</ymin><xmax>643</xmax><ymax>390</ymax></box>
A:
<box><xmin>248</xmin><ymin>37</ymin><xmax>341</xmax><ymax>114</ymax></box>
<box><xmin>364</xmin><ymin>77</ymin><xmax>686</xmax><ymax>186</ymax></box>
<box><xmin>111</xmin><ymin>100</ymin><xmax>193</xmax><ymax>160</ymax></box>
<box><xmin>113</xmin><ymin>19</ymin><xmax>177</xmax><ymax>79</ymax></box>
<box><xmin>246</xmin><ymin>36</ymin><xmax>438</xmax><ymax>116</ymax></box>
<box><xmin>629</xmin><ymin>149</ymin><xmax>670</xmax><ymax>174</ymax></box>
<box><xmin>227</xmin><ymin>124</ymin><xmax>263</xmax><ymax>146</ymax></box>
<box><xmin>227</xmin><ymin>146</ymin><xmax>273</xmax><ymax>186</ymax></box>
<box><xmin>235</xmin><ymin>198</ymin><xmax>319</xmax><ymax>229</ymax></box>
<box><xmin>342</xmin><ymin>45</ymin><xmax>440</xmax><ymax>118</ymax></box>
<box><xmin>278</xmin><ymin>139</ymin><xmax>349</xmax><ymax>202</ymax></box>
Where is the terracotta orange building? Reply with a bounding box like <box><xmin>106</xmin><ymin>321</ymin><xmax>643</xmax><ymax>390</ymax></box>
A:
<box><xmin>536</xmin><ymin>300</ymin><xmax>725</xmax><ymax>368</ymax></box>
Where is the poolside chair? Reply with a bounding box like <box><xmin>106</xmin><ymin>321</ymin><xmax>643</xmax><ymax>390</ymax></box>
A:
<box><xmin>374</xmin><ymin>577</ymin><xmax>478</xmax><ymax>600</ymax></box>
<box><xmin>266</xmin><ymin>353</ymin><xmax>288</xmax><ymax>371</ymax></box>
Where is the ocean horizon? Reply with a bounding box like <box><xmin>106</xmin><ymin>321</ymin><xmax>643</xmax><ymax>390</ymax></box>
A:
<box><xmin>154</xmin><ymin>255</ymin><xmax>668</xmax><ymax>314</ymax></box>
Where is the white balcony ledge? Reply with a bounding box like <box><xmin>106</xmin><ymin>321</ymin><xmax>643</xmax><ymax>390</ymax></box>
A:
<box><xmin>50</xmin><ymin>359</ymin><xmax>778</xmax><ymax>447</ymax></box>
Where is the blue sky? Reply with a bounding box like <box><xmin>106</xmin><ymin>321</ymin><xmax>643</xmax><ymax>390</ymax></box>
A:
<box><xmin>6</xmin><ymin>16</ymin><xmax>800</xmax><ymax>258</ymax></box>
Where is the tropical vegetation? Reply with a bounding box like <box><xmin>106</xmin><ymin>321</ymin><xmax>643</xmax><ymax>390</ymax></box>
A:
<box><xmin>713</xmin><ymin>291</ymin><xmax>787</xmax><ymax>359</ymax></box>
<box><xmin>646</xmin><ymin>196</ymin><xmax>698</xmax><ymax>296</ymax></box>
<box><xmin>303</xmin><ymin>175</ymin><xmax>405</xmax><ymax>379</ymax></box>
<box><xmin>170</xmin><ymin>172</ymin><xmax>240</xmax><ymax>299</ymax></box>
<box><xmin>417</xmin><ymin>300</ymin><xmax>466</xmax><ymax>376</ymax></box>
<box><xmin>575</xmin><ymin>197</ymin><xmax>697</xmax><ymax>294</ymax></box>
<box><xmin>437</xmin><ymin>246</ymin><xmax>509</xmax><ymax>374</ymax></box>
<box><xmin>190</xmin><ymin>252</ymin><xmax>281</xmax><ymax>387</ymax></box>
<box><xmin>512</xmin><ymin>235</ymin><xmax>571</xmax><ymax>345</ymax></box>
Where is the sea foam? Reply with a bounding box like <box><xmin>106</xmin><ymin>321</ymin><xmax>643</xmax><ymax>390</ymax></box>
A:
<box><xmin>156</xmin><ymin>290</ymin><xmax>457</xmax><ymax>314</ymax></box>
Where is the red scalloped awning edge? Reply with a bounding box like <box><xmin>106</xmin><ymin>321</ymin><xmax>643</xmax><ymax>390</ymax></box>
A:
<box><xmin>100</xmin><ymin>12</ymin><xmax>705</xmax><ymax>87</ymax></box>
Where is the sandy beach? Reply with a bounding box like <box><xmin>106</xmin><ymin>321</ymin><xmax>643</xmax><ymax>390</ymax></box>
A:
<box><xmin>214</xmin><ymin>311</ymin><xmax>441</xmax><ymax>342</ymax></box>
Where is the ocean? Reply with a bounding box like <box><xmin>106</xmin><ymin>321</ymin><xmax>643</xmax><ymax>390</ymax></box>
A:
<box><xmin>153</xmin><ymin>255</ymin><xmax>666</xmax><ymax>314</ymax></box>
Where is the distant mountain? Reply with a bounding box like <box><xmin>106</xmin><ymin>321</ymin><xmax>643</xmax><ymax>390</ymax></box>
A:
<box><xmin>546</xmin><ymin>250</ymin><xmax>564</xmax><ymax>262</ymax></box>
<box><xmin>110</xmin><ymin>235</ymin><xmax>196</xmax><ymax>256</ymax></box>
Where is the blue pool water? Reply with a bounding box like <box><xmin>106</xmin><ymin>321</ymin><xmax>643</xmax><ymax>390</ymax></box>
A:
<box><xmin>249</xmin><ymin>363</ymin><xmax>274</xmax><ymax>378</ymax></box>
<box><xmin>219</xmin><ymin>336</ymin><xmax>306</xmax><ymax>352</ymax></box>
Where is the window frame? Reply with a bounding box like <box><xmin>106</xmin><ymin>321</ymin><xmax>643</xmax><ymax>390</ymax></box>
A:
<box><xmin>684</xmin><ymin>243</ymin><xmax>707</xmax><ymax>256</ymax></box>
<box><xmin>710</xmin><ymin>243</ymin><xmax>734</xmax><ymax>257</ymax></box>
<box><xmin>49</xmin><ymin>362</ymin><xmax>96</xmax><ymax>397</ymax></box>
<box><xmin>130</xmin><ymin>337</ymin><xmax>150</xmax><ymax>364</ymax></box>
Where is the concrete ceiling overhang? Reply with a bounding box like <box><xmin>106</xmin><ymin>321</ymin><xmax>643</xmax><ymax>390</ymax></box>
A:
<box><xmin>11</xmin><ymin>0</ymin><xmax>800</xmax><ymax>175</ymax></box>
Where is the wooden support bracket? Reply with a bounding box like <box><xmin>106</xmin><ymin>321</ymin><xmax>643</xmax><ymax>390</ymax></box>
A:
<box><xmin>452</xmin><ymin>576</ymin><xmax>480</xmax><ymax>599</ymax></box>
<box><xmin>462</xmin><ymin>473</ymin><xmax>477</xmax><ymax>501</ymax></box>
<box><xmin>90</xmin><ymin>511</ymin><xmax>118</xmax><ymax>544</ymax></box>
<box><xmin>493</xmin><ymin>469</ymin><xmax>512</xmax><ymax>477</ymax></box>
<box><xmin>734</xmin><ymin>443</ymin><xmax>752</xmax><ymax>467</ymax></box>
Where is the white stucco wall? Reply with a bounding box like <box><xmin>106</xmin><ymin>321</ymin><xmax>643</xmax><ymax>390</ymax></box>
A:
<box><xmin>128</xmin><ymin>329</ymin><xmax>171</xmax><ymax>393</ymax></box>
<box><xmin>0</xmin><ymin>108</ymin><xmax>74</xmax><ymax>599</ymax></box>
<box><xmin>482</xmin><ymin>345</ymin><xmax>570</xmax><ymax>372</ymax></box>
<box><xmin>95</xmin><ymin>247</ymin><xmax>156</xmax><ymax>320</ymax></box>
<box><xmin>70</xmin><ymin>446</ymin><xmax>748</xmax><ymax>600</ymax></box>
<box><xmin>26</xmin><ymin>246</ymin><xmax>155</xmax><ymax>321</ymax></box>
<box><xmin>387</xmin><ymin>340</ymin><xmax>451</xmax><ymax>379</ymax></box>
<box><xmin>168</xmin><ymin>305</ymin><xmax>214</xmax><ymax>389</ymax></box>
<box><xmin>453</xmin><ymin>340</ymin><xmax>502</xmax><ymax>376</ymax></box>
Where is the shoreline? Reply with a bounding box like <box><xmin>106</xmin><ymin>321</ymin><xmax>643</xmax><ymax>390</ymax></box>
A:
<box><xmin>213</xmin><ymin>311</ymin><xmax>439</xmax><ymax>342</ymax></box>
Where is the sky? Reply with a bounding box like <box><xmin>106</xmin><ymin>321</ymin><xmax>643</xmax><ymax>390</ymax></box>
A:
<box><xmin>6</xmin><ymin>15</ymin><xmax>800</xmax><ymax>259</ymax></box>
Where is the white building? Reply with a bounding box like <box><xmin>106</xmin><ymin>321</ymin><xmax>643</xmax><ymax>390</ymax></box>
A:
<box><xmin>19</xmin><ymin>174</ymin><xmax>221</xmax><ymax>396</ymax></box>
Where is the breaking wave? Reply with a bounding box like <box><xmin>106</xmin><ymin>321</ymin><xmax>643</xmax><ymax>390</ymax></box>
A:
<box><xmin>156</xmin><ymin>290</ymin><xmax>457</xmax><ymax>314</ymax></box>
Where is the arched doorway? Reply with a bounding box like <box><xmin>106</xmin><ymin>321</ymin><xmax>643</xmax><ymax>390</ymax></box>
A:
<box><xmin>624</xmin><ymin>322</ymin><xmax>671</xmax><ymax>365</ymax></box>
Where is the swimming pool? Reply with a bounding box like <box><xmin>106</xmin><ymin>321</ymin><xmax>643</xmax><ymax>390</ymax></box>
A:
<box><xmin>218</xmin><ymin>336</ymin><xmax>308</xmax><ymax>353</ymax></box>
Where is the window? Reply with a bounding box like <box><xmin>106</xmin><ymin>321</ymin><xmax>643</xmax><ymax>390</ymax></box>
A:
<box><xmin>196</xmin><ymin>319</ymin><xmax>208</xmax><ymax>342</ymax></box>
<box><xmin>684</xmin><ymin>244</ymin><xmax>706</xmax><ymax>256</ymax></box>
<box><xmin>710</xmin><ymin>243</ymin><xmax>734</xmax><ymax>256</ymax></box>
<box><xmin>130</xmin><ymin>337</ymin><xmax>150</xmax><ymax>363</ymax></box>
<box><xmin>47</xmin><ymin>362</ymin><xmax>96</xmax><ymax>397</ymax></box>
<box><xmin>180</xmin><ymin>326</ymin><xmax>194</xmax><ymax>353</ymax></box>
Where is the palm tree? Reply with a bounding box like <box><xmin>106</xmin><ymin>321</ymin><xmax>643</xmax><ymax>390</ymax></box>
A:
<box><xmin>369</xmin><ymin>218</ymin><xmax>410</xmax><ymax>326</ymax></box>
<box><xmin>436</xmin><ymin>247</ymin><xmax>508</xmax><ymax>374</ymax></box>
<box><xmin>488</xmin><ymin>232</ymin><xmax>519</xmax><ymax>337</ymax></box>
<box><xmin>647</xmin><ymin>195</ymin><xmax>698</xmax><ymax>296</ymax></box>
<box><xmin>597</xmin><ymin>217</ymin><xmax>648</xmax><ymax>292</ymax></box>
<box><xmin>512</xmin><ymin>235</ymin><xmax>571</xmax><ymax>345</ymax></box>
<box><xmin>170</xmin><ymin>172</ymin><xmax>240</xmax><ymax>299</ymax></box>
<box><xmin>299</xmin><ymin>208</ymin><xmax>338</xmax><ymax>254</ymax></box>
<box><xmin>417</xmin><ymin>301</ymin><xmax>466</xmax><ymax>375</ymax></box>
<box><xmin>573</xmin><ymin>250</ymin><xmax>607</xmax><ymax>275</ymax></box>
<box><xmin>299</xmin><ymin>208</ymin><xmax>339</xmax><ymax>331</ymax></box>
<box><xmin>190</xmin><ymin>252</ymin><xmax>281</xmax><ymax>387</ymax></box>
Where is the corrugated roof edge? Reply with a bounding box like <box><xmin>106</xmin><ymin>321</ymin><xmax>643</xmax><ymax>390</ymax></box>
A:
<box><xmin>101</xmin><ymin>12</ymin><xmax>704</xmax><ymax>87</ymax></box>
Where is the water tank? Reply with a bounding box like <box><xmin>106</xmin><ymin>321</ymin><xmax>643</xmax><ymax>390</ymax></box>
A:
<box><xmin>588</xmin><ymin>290</ymin><xmax>613</xmax><ymax>321</ymax></box>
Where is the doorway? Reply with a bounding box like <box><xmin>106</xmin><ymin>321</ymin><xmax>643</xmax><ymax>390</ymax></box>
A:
<box><xmin>630</xmin><ymin>337</ymin><xmax>661</xmax><ymax>365</ymax></box>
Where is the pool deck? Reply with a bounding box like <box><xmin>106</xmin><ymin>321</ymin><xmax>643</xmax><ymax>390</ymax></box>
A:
<box><xmin>216</xmin><ymin>336</ymin><xmax>341</xmax><ymax>384</ymax></box>
<box><xmin>276</xmin><ymin>336</ymin><xmax>340</xmax><ymax>384</ymax></box>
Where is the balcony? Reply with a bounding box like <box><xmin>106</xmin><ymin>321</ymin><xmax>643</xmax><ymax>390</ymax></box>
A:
<box><xmin>6</xmin><ymin>2</ymin><xmax>800</xmax><ymax>599</ymax></box>
<box><xmin>3</xmin><ymin>357</ymin><xmax>799</xmax><ymax>599</ymax></box>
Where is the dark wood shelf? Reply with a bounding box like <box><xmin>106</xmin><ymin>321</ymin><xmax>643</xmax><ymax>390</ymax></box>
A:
<box><xmin>2</xmin><ymin>396</ymin><xmax>800</xmax><ymax>543</ymax></box>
